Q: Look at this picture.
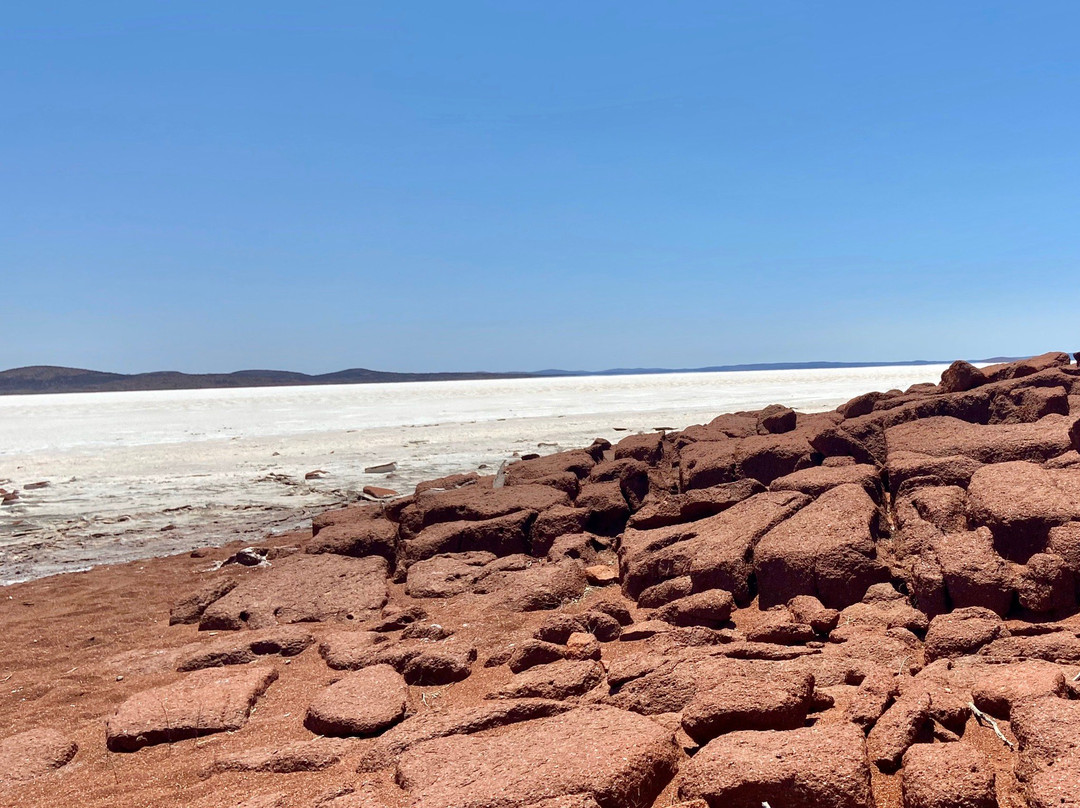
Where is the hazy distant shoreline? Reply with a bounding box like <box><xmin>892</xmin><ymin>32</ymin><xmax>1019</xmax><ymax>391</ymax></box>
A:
<box><xmin>0</xmin><ymin>357</ymin><xmax>1017</xmax><ymax>396</ymax></box>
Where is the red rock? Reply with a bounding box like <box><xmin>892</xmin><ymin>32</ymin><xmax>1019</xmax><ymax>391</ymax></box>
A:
<box><xmin>966</xmin><ymin>461</ymin><xmax>1080</xmax><ymax>556</ymax></box>
<box><xmin>990</xmin><ymin>384</ymin><xmax>1069</xmax><ymax>424</ymax></box>
<box><xmin>847</xmin><ymin>669</ymin><xmax>899</xmax><ymax>730</ymax></box>
<box><xmin>810</xmin><ymin>425</ymin><xmax>880</xmax><ymax>465</ymax></box>
<box><xmin>106</xmin><ymin>665</ymin><xmax>278</xmax><ymax>752</ymax></box>
<box><xmin>0</xmin><ymin>728</ymin><xmax>77</xmax><ymax>781</ymax></box>
<box><xmin>307</xmin><ymin>504</ymin><xmax>398</xmax><ymax>560</ymax></box>
<box><xmin>940</xmin><ymin>360</ymin><xmax>988</xmax><ymax>393</ymax></box>
<box><xmin>305</xmin><ymin>664</ymin><xmax>407</xmax><ymax>736</ymax></box>
<box><xmin>400</xmin><ymin>510</ymin><xmax>534</xmax><ymax>567</ymax></box>
<box><xmin>613</xmin><ymin>432</ymin><xmax>664</xmax><ymax>464</ymax></box>
<box><xmin>885</xmin><ymin>415</ymin><xmax>1074</xmax><ymax>464</ymax></box>
<box><xmin>317</xmin><ymin>630</ymin><xmax>384</xmax><ymax>670</ymax></box>
<box><xmin>680</xmin><ymin>670</ymin><xmax>815</xmax><ymax>743</ymax></box>
<box><xmin>638</xmin><ymin>575</ymin><xmax>693</xmax><ymax>607</ymax></box>
<box><xmin>932</xmin><ymin>528</ymin><xmax>1013</xmax><ymax>615</ymax></box>
<box><xmin>483</xmin><ymin>559</ymin><xmax>587</xmax><ymax>612</ymax></box>
<box><xmin>787</xmin><ymin>594</ymin><xmax>840</xmax><ymax>634</ymax></box>
<box><xmin>210</xmin><ymin>737</ymin><xmax>353</xmax><ymax>773</ymax></box>
<box><xmin>583</xmin><ymin>564</ymin><xmax>618</xmax><ymax>585</ymax></box>
<box><xmin>972</xmin><ymin>659</ymin><xmax>1067</xmax><ymax>718</ymax></box>
<box><xmin>627</xmin><ymin>479</ymin><xmax>764</xmax><ymax>530</ymax></box>
<box><xmin>679</xmin><ymin>723</ymin><xmax>871</xmax><ymax>808</ymax></box>
<box><xmin>886</xmin><ymin>451</ymin><xmax>982</xmax><ymax>492</ymax></box>
<box><xmin>840</xmin><ymin>390</ymin><xmax>888</xmax><ymax>418</ymax></box>
<box><xmin>586</xmin><ymin>457</ymin><xmax>650</xmax><ymax>504</ymax></box>
<box><xmin>509</xmin><ymin>637</ymin><xmax>599</xmax><ymax>673</ymax></box>
<box><xmin>199</xmin><ymin>554</ymin><xmax>389</xmax><ymax>630</ymax></box>
<box><xmin>744</xmin><ymin>608</ymin><xmax>815</xmax><ymax>645</ymax></box>
<box><xmin>924</xmin><ymin>607</ymin><xmax>1006</xmax><ymax>662</ymax></box>
<box><xmin>757</xmin><ymin>404</ymin><xmax>797</xmax><ymax>434</ymax></box>
<box><xmin>620</xmin><ymin>491</ymin><xmax>808</xmax><ymax>603</ymax></box>
<box><xmin>393</xmin><ymin>706</ymin><xmax>679</xmax><ymax>808</ymax></box>
<box><xmin>487</xmin><ymin>659</ymin><xmax>605</xmax><ymax>700</ymax></box>
<box><xmin>404</xmin><ymin>551</ymin><xmax>495</xmax><ymax>598</ymax></box>
<box><xmin>414</xmin><ymin>471</ymin><xmax>480</xmax><ymax>494</ymax></box>
<box><xmin>838</xmin><ymin>591</ymin><xmax>929</xmax><ymax>636</ymax></box>
<box><xmin>979</xmin><ymin>631</ymin><xmax>1080</xmax><ymax>663</ymax></box>
<box><xmin>1017</xmin><ymin>553</ymin><xmax>1075</xmax><ymax>613</ymax></box>
<box><xmin>981</xmin><ymin>351</ymin><xmax>1072</xmax><ymax>381</ymax></box>
<box><xmin>1011</xmin><ymin>694</ymin><xmax>1080</xmax><ymax>777</ymax></box>
<box><xmin>652</xmin><ymin>590</ymin><xmax>733</xmax><ymax>628</ymax></box>
<box><xmin>900</xmin><ymin>742</ymin><xmax>995</xmax><ymax>808</ymax></box>
<box><xmin>505</xmin><ymin>450</ymin><xmax>595</xmax><ymax>486</ymax></box>
<box><xmin>176</xmin><ymin>626</ymin><xmax>313</xmax><ymax>671</ymax></box>
<box><xmin>574</xmin><ymin>480</ymin><xmax>629</xmax><ymax>535</ymax></box>
<box><xmin>534</xmin><ymin>614</ymin><xmax>587</xmax><ymax>644</ymax></box>
<box><xmin>398</xmin><ymin>484</ymin><xmax>568</xmax><ymax>537</ymax></box>
<box><xmin>358</xmin><ymin>699</ymin><xmax>575</xmax><ymax>772</ymax></box>
<box><xmin>770</xmin><ymin>463</ymin><xmax>881</xmax><ymax>499</ymax></box>
<box><xmin>617</xmin><ymin>620</ymin><xmax>672</xmax><ymax>642</ymax></box>
<box><xmin>362</xmin><ymin>485</ymin><xmax>398</xmax><ymax>498</ymax></box>
<box><xmin>577</xmin><ymin>611</ymin><xmax>621</xmax><ymax>641</ymax></box>
<box><xmin>755</xmin><ymin>483</ymin><xmax>887</xmax><ymax>609</ymax></box>
<box><xmin>1026</xmin><ymin>747</ymin><xmax>1080</xmax><ymax>808</ymax></box>
<box><xmin>866</xmin><ymin>691</ymin><xmax>932</xmax><ymax>770</ymax></box>
<box><xmin>897</xmin><ymin>485</ymin><xmax>968</xmax><ymax>533</ymax></box>
<box><xmin>402</xmin><ymin>646</ymin><xmax>475</xmax><ymax>685</ymax></box>
<box><xmin>169</xmin><ymin>578</ymin><xmax>238</xmax><ymax>625</ymax></box>
<box><xmin>530</xmin><ymin>505</ymin><xmax>589</xmax><ymax>556</ymax></box>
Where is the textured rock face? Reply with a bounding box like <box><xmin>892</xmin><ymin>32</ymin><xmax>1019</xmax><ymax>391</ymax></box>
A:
<box><xmin>754</xmin><ymin>483</ymin><xmax>887</xmax><ymax>609</ymax></box>
<box><xmin>106</xmin><ymin>665</ymin><xmax>278</xmax><ymax>751</ymax></box>
<box><xmin>304</xmin><ymin>663</ymin><xmax>407</xmax><ymax>736</ymax></box>
<box><xmin>394</xmin><ymin>707</ymin><xmax>679</xmax><ymax>808</ymax></box>
<box><xmin>199</xmin><ymin>554</ymin><xmax>389</xmax><ymax>630</ymax></box>
<box><xmin>900</xmin><ymin>743</ymin><xmax>996</xmax><ymax>808</ymax></box>
<box><xmin>679</xmin><ymin>723</ymin><xmax>871</xmax><ymax>808</ymax></box>
<box><xmin>0</xmin><ymin>728</ymin><xmax>77</xmax><ymax>781</ymax></box>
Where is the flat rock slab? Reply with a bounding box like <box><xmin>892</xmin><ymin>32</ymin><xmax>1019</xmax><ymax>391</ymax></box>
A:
<box><xmin>487</xmin><ymin>659</ymin><xmax>605</xmax><ymax>701</ymax></box>
<box><xmin>176</xmin><ymin>626</ymin><xmax>313</xmax><ymax>671</ymax></box>
<box><xmin>359</xmin><ymin>699</ymin><xmax>576</xmax><ymax>772</ymax></box>
<box><xmin>679</xmin><ymin>723</ymin><xmax>871</xmax><ymax>808</ymax></box>
<box><xmin>211</xmin><ymin>737</ymin><xmax>354</xmax><ymax>773</ymax></box>
<box><xmin>394</xmin><ymin>706</ymin><xmax>679</xmax><ymax>808</ymax></box>
<box><xmin>106</xmin><ymin>665</ymin><xmax>278</xmax><ymax>752</ymax></box>
<box><xmin>900</xmin><ymin>743</ymin><xmax>996</xmax><ymax>808</ymax></box>
<box><xmin>199</xmin><ymin>554</ymin><xmax>389</xmax><ymax>630</ymax></box>
<box><xmin>0</xmin><ymin>727</ymin><xmax>77</xmax><ymax>781</ymax></box>
<box><xmin>680</xmin><ymin>670</ymin><xmax>815</xmax><ymax>743</ymax></box>
<box><xmin>305</xmin><ymin>663</ymin><xmax>407</xmax><ymax>736</ymax></box>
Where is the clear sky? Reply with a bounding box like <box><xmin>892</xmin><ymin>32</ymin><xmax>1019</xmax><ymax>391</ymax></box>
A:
<box><xmin>3</xmin><ymin>2</ymin><xmax>1078</xmax><ymax>373</ymax></box>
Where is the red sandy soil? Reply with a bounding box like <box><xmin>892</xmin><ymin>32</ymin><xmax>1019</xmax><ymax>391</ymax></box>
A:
<box><xmin>3</xmin><ymin>352</ymin><xmax>1080</xmax><ymax>808</ymax></box>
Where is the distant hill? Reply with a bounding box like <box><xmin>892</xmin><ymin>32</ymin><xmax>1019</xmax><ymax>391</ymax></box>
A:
<box><xmin>0</xmin><ymin>358</ymin><xmax>1014</xmax><ymax>396</ymax></box>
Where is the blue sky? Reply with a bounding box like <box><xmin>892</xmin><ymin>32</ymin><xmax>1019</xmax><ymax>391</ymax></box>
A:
<box><xmin>2</xmin><ymin>2</ymin><xmax>1078</xmax><ymax>373</ymax></box>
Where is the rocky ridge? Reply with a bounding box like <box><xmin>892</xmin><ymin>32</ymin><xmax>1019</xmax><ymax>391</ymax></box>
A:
<box><xmin>4</xmin><ymin>351</ymin><xmax>1080</xmax><ymax>806</ymax></box>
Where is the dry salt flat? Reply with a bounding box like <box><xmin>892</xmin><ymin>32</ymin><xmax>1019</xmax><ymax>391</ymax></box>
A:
<box><xmin>0</xmin><ymin>364</ymin><xmax>953</xmax><ymax>583</ymax></box>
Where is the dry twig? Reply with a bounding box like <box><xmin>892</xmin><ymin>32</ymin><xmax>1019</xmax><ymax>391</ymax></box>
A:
<box><xmin>969</xmin><ymin>701</ymin><xmax>1014</xmax><ymax>750</ymax></box>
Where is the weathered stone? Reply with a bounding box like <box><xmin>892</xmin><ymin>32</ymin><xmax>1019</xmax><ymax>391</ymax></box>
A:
<box><xmin>680</xmin><ymin>670</ymin><xmax>815</xmax><ymax>743</ymax></box>
<box><xmin>487</xmin><ymin>660</ymin><xmax>605</xmax><ymax>701</ymax></box>
<box><xmin>679</xmin><ymin>723</ymin><xmax>871</xmax><ymax>808</ymax></box>
<box><xmin>394</xmin><ymin>707</ymin><xmax>679</xmax><ymax>808</ymax></box>
<box><xmin>900</xmin><ymin>742</ymin><xmax>995</xmax><ymax>808</ymax></box>
<box><xmin>199</xmin><ymin>554</ymin><xmax>389</xmax><ymax>630</ymax></box>
<box><xmin>755</xmin><ymin>484</ymin><xmax>886</xmax><ymax>609</ymax></box>
<box><xmin>106</xmin><ymin>665</ymin><xmax>278</xmax><ymax>752</ymax></box>
<box><xmin>305</xmin><ymin>664</ymin><xmax>407</xmax><ymax>736</ymax></box>
<box><xmin>0</xmin><ymin>728</ymin><xmax>77</xmax><ymax>781</ymax></box>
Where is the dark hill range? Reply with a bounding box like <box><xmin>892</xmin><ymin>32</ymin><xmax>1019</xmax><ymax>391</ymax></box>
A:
<box><xmin>0</xmin><ymin>358</ymin><xmax>1023</xmax><ymax>396</ymax></box>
